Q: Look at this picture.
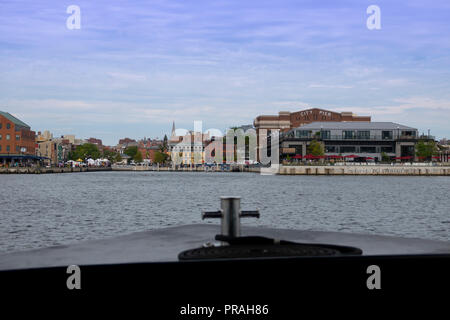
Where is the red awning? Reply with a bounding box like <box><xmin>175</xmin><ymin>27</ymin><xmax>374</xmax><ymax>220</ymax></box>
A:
<box><xmin>365</xmin><ymin>157</ymin><xmax>374</xmax><ymax>160</ymax></box>
<box><xmin>292</xmin><ymin>154</ymin><xmax>302</xmax><ymax>159</ymax></box>
<box><xmin>401</xmin><ymin>156</ymin><xmax>413</xmax><ymax>160</ymax></box>
<box><xmin>344</xmin><ymin>154</ymin><xmax>358</xmax><ymax>158</ymax></box>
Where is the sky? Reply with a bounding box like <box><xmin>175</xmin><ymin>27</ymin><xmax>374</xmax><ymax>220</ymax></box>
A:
<box><xmin>0</xmin><ymin>0</ymin><xmax>450</xmax><ymax>145</ymax></box>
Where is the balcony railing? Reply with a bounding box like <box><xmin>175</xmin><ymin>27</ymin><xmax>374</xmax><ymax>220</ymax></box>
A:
<box><xmin>283</xmin><ymin>134</ymin><xmax>425</xmax><ymax>141</ymax></box>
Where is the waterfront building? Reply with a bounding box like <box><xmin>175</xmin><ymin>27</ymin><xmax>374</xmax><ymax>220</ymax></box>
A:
<box><xmin>280</xmin><ymin>121</ymin><xmax>434</xmax><ymax>162</ymax></box>
<box><xmin>36</xmin><ymin>131</ymin><xmax>57</xmax><ymax>166</ymax></box>
<box><xmin>254</xmin><ymin>108</ymin><xmax>371</xmax><ymax>160</ymax></box>
<box><xmin>0</xmin><ymin>111</ymin><xmax>38</xmax><ymax>166</ymax></box>
<box><xmin>137</xmin><ymin>138</ymin><xmax>163</xmax><ymax>163</ymax></box>
<box><xmin>168</xmin><ymin>122</ymin><xmax>210</xmax><ymax>165</ymax></box>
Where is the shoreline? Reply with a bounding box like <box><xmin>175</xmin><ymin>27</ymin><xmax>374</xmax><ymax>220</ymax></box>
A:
<box><xmin>1</xmin><ymin>164</ymin><xmax>450</xmax><ymax>176</ymax></box>
<box><xmin>0</xmin><ymin>167</ymin><xmax>112</xmax><ymax>174</ymax></box>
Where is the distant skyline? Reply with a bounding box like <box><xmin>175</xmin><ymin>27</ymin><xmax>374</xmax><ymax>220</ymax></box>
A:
<box><xmin>1</xmin><ymin>0</ymin><xmax>450</xmax><ymax>145</ymax></box>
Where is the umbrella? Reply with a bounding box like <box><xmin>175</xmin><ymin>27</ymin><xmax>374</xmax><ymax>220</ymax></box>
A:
<box><xmin>327</xmin><ymin>155</ymin><xmax>342</xmax><ymax>159</ymax></box>
<box><xmin>76</xmin><ymin>158</ymin><xmax>84</xmax><ymax>162</ymax></box>
<box><xmin>344</xmin><ymin>154</ymin><xmax>358</xmax><ymax>158</ymax></box>
<box><xmin>303</xmin><ymin>154</ymin><xmax>317</xmax><ymax>159</ymax></box>
<box><xmin>401</xmin><ymin>156</ymin><xmax>413</xmax><ymax>160</ymax></box>
<box><xmin>292</xmin><ymin>154</ymin><xmax>303</xmax><ymax>159</ymax></box>
<box><xmin>432</xmin><ymin>156</ymin><xmax>440</xmax><ymax>159</ymax></box>
<box><xmin>365</xmin><ymin>157</ymin><xmax>374</xmax><ymax>160</ymax></box>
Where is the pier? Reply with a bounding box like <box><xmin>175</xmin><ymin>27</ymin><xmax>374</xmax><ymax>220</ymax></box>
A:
<box><xmin>275</xmin><ymin>165</ymin><xmax>450</xmax><ymax>176</ymax></box>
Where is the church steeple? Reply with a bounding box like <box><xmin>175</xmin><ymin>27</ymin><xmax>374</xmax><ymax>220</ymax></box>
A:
<box><xmin>171</xmin><ymin>121</ymin><xmax>176</xmax><ymax>138</ymax></box>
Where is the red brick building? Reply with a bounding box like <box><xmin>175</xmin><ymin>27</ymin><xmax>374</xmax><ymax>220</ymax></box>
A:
<box><xmin>0</xmin><ymin>111</ymin><xmax>36</xmax><ymax>165</ymax></box>
<box><xmin>254</xmin><ymin>108</ymin><xmax>371</xmax><ymax>133</ymax></box>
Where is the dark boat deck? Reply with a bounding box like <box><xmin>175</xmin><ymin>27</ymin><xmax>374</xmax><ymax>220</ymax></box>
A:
<box><xmin>1</xmin><ymin>224</ymin><xmax>449</xmax><ymax>270</ymax></box>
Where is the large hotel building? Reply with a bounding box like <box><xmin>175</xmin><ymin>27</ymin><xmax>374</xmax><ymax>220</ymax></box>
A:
<box><xmin>253</xmin><ymin>108</ymin><xmax>372</xmax><ymax>160</ymax></box>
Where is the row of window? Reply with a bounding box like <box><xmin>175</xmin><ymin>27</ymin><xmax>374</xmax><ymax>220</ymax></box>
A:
<box><xmin>294</xmin><ymin>130</ymin><xmax>415</xmax><ymax>140</ymax></box>
<box><xmin>0</xmin><ymin>122</ymin><xmax>12</xmax><ymax>130</ymax></box>
<box><xmin>325</xmin><ymin>146</ymin><xmax>394</xmax><ymax>153</ymax></box>
<box><xmin>0</xmin><ymin>145</ymin><xmax>22</xmax><ymax>152</ymax></box>
<box><xmin>0</xmin><ymin>134</ymin><xmax>20</xmax><ymax>141</ymax></box>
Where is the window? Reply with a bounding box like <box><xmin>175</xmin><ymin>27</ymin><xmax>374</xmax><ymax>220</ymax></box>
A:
<box><xmin>16</xmin><ymin>145</ymin><xmax>20</xmax><ymax>152</ymax></box>
<box><xmin>357</xmin><ymin>131</ymin><xmax>370</xmax><ymax>139</ymax></box>
<box><xmin>16</xmin><ymin>135</ymin><xmax>20</xmax><ymax>140</ymax></box>
<box><xmin>340</xmin><ymin>146</ymin><xmax>356</xmax><ymax>153</ymax></box>
<box><xmin>360</xmin><ymin>146</ymin><xmax>377</xmax><ymax>153</ymax></box>
<box><xmin>6</xmin><ymin>134</ymin><xmax>10</xmax><ymax>140</ymax></box>
<box><xmin>0</xmin><ymin>122</ymin><xmax>2</xmax><ymax>129</ymax></box>
<box><xmin>401</xmin><ymin>131</ymin><xmax>416</xmax><ymax>137</ymax></box>
<box><xmin>321</xmin><ymin>130</ymin><xmax>330</xmax><ymax>139</ymax></box>
<box><xmin>382</xmin><ymin>131</ymin><xmax>393</xmax><ymax>140</ymax></box>
<box><xmin>6</xmin><ymin>123</ymin><xmax>10</xmax><ymax>129</ymax></box>
<box><xmin>343</xmin><ymin>131</ymin><xmax>354</xmax><ymax>139</ymax></box>
<box><xmin>325</xmin><ymin>146</ymin><xmax>337</xmax><ymax>153</ymax></box>
<box><xmin>295</xmin><ymin>130</ymin><xmax>310</xmax><ymax>138</ymax></box>
<box><xmin>6</xmin><ymin>145</ymin><xmax>10</xmax><ymax>152</ymax></box>
<box><xmin>381</xmin><ymin>146</ymin><xmax>393</xmax><ymax>153</ymax></box>
<box><xmin>0</xmin><ymin>145</ymin><xmax>1</xmax><ymax>151</ymax></box>
<box><xmin>0</xmin><ymin>134</ymin><xmax>2</xmax><ymax>140</ymax></box>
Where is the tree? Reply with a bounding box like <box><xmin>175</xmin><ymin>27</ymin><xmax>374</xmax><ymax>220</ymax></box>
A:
<box><xmin>154</xmin><ymin>151</ymin><xmax>167</xmax><ymax>164</ymax></box>
<box><xmin>69</xmin><ymin>143</ymin><xmax>101</xmax><ymax>160</ymax></box>
<box><xmin>115</xmin><ymin>153</ymin><xmax>122</xmax><ymax>163</ymax></box>
<box><xmin>124</xmin><ymin>146</ymin><xmax>138</xmax><ymax>158</ymax></box>
<box><xmin>416</xmin><ymin>140</ymin><xmax>438</xmax><ymax>161</ymax></box>
<box><xmin>134</xmin><ymin>151</ymin><xmax>143</xmax><ymax>163</ymax></box>
<box><xmin>102</xmin><ymin>149</ymin><xmax>120</xmax><ymax>162</ymax></box>
<box><xmin>307</xmin><ymin>140</ymin><xmax>324</xmax><ymax>156</ymax></box>
<box><xmin>162</xmin><ymin>135</ymin><xmax>168</xmax><ymax>152</ymax></box>
<box><xmin>381</xmin><ymin>152</ymin><xmax>390</xmax><ymax>162</ymax></box>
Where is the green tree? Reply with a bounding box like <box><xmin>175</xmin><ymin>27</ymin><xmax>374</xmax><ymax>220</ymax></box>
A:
<box><xmin>102</xmin><ymin>149</ymin><xmax>120</xmax><ymax>162</ymax></box>
<box><xmin>307</xmin><ymin>140</ymin><xmax>324</xmax><ymax>156</ymax></box>
<box><xmin>124</xmin><ymin>146</ymin><xmax>138</xmax><ymax>158</ymax></box>
<box><xmin>162</xmin><ymin>135</ymin><xmax>168</xmax><ymax>152</ymax></box>
<box><xmin>115</xmin><ymin>153</ymin><xmax>123</xmax><ymax>163</ymax></box>
<box><xmin>134</xmin><ymin>151</ymin><xmax>143</xmax><ymax>163</ymax></box>
<box><xmin>154</xmin><ymin>151</ymin><xmax>167</xmax><ymax>164</ymax></box>
<box><xmin>381</xmin><ymin>152</ymin><xmax>390</xmax><ymax>162</ymax></box>
<box><xmin>416</xmin><ymin>140</ymin><xmax>438</xmax><ymax>160</ymax></box>
<box><xmin>69</xmin><ymin>143</ymin><xmax>101</xmax><ymax>160</ymax></box>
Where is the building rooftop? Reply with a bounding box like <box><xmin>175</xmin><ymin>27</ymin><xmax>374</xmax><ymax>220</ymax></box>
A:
<box><xmin>0</xmin><ymin>111</ymin><xmax>31</xmax><ymax>129</ymax></box>
<box><xmin>293</xmin><ymin>122</ymin><xmax>416</xmax><ymax>131</ymax></box>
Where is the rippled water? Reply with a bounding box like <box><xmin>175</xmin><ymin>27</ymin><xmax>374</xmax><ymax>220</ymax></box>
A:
<box><xmin>1</xmin><ymin>171</ymin><xmax>449</xmax><ymax>253</ymax></box>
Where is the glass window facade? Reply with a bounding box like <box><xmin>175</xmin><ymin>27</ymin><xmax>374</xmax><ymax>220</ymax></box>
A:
<box><xmin>343</xmin><ymin>131</ymin><xmax>354</xmax><ymax>139</ymax></box>
<box><xmin>295</xmin><ymin>130</ymin><xmax>310</xmax><ymax>138</ymax></box>
<box><xmin>357</xmin><ymin>131</ymin><xmax>370</xmax><ymax>139</ymax></box>
<box><xmin>321</xmin><ymin>130</ymin><xmax>330</xmax><ymax>139</ymax></box>
<box><xmin>340</xmin><ymin>146</ymin><xmax>356</xmax><ymax>153</ymax></box>
<box><xmin>382</xmin><ymin>131</ymin><xmax>393</xmax><ymax>140</ymax></box>
<box><xmin>360</xmin><ymin>146</ymin><xmax>377</xmax><ymax>153</ymax></box>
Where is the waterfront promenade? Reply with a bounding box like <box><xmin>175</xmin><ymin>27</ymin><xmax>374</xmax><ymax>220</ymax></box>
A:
<box><xmin>0</xmin><ymin>167</ymin><xmax>112</xmax><ymax>174</ymax></box>
<box><xmin>275</xmin><ymin>164</ymin><xmax>450</xmax><ymax>176</ymax></box>
<box><xmin>1</xmin><ymin>164</ymin><xmax>449</xmax><ymax>175</ymax></box>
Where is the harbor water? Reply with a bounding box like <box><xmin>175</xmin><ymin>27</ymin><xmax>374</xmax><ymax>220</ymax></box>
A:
<box><xmin>1</xmin><ymin>171</ymin><xmax>449</xmax><ymax>253</ymax></box>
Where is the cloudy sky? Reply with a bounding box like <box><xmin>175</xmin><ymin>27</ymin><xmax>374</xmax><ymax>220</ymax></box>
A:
<box><xmin>1</xmin><ymin>0</ymin><xmax>449</xmax><ymax>145</ymax></box>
